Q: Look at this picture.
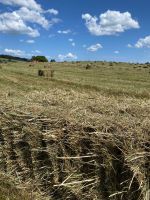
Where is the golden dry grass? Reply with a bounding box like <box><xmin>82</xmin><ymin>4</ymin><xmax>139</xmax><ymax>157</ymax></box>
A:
<box><xmin>0</xmin><ymin>61</ymin><xmax>149</xmax><ymax>199</ymax></box>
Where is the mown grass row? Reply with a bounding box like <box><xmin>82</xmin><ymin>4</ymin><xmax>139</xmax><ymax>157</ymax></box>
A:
<box><xmin>0</xmin><ymin>61</ymin><xmax>150</xmax><ymax>98</ymax></box>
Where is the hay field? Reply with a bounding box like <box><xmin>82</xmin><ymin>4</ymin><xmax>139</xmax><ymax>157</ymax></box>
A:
<box><xmin>0</xmin><ymin>61</ymin><xmax>149</xmax><ymax>200</ymax></box>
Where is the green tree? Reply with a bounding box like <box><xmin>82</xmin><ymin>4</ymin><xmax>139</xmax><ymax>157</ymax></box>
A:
<box><xmin>31</xmin><ymin>56</ymin><xmax>48</xmax><ymax>62</ymax></box>
<box><xmin>50</xmin><ymin>59</ymin><xmax>56</xmax><ymax>62</ymax></box>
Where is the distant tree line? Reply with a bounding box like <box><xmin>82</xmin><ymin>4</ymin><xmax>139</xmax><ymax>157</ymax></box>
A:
<box><xmin>0</xmin><ymin>55</ymin><xmax>29</xmax><ymax>62</ymax></box>
<box><xmin>0</xmin><ymin>55</ymin><xmax>56</xmax><ymax>63</ymax></box>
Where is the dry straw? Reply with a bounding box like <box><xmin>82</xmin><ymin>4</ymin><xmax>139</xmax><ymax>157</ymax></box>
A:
<box><xmin>0</xmin><ymin>106</ymin><xmax>149</xmax><ymax>200</ymax></box>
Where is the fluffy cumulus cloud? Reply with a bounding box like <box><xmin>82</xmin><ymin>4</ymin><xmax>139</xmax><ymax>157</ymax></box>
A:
<box><xmin>0</xmin><ymin>0</ymin><xmax>60</xmax><ymax>37</ymax></box>
<box><xmin>16</xmin><ymin>7</ymin><xmax>49</xmax><ymax>29</ymax></box>
<box><xmin>0</xmin><ymin>11</ymin><xmax>40</xmax><ymax>37</ymax></box>
<box><xmin>58</xmin><ymin>53</ymin><xmax>77</xmax><ymax>60</ymax></box>
<box><xmin>0</xmin><ymin>0</ymin><xmax>42</xmax><ymax>11</ymax></box>
<box><xmin>82</xmin><ymin>10</ymin><xmax>139</xmax><ymax>36</ymax></box>
<box><xmin>87</xmin><ymin>43</ymin><xmax>103</xmax><ymax>52</ymax></box>
<box><xmin>135</xmin><ymin>35</ymin><xmax>150</xmax><ymax>48</ymax></box>
<box><xmin>114</xmin><ymin>50</ymin><xmax>119</xmax><ymax>54</ymax></box>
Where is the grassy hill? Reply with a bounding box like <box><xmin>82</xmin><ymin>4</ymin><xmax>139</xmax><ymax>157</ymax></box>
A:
<box><xmin>0</xmin><ymin>61</ymin><xmax>149</xmax><ymax>199</ymax></box>
<box><xmin>0</xmin><ymin>55</ymin><xmax>29</xmax><ymax>62</ymax></box>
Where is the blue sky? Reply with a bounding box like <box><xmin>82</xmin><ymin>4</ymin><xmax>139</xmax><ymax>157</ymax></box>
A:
<box><xmin>0</xmin><ymin>0</ymin><xmax>150</xmax><ymax>62</ymax></box>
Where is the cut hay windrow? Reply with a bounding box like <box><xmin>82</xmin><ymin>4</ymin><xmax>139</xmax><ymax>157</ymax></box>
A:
<box><xmin>0</xmin><ymin>107</ymin><xmax>149</xmax><ymax>200</ymax></box>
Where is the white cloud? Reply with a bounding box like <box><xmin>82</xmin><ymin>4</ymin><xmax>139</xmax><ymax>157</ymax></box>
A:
<box><xmin>58</xmin><ymin>53</ymin><xmax>77</xmax><ymax>60</ymax></box>
<box><xmin>114</xmin><ymin>50</ymin><xmax>119</xmax><ymax>54</ymax></box>
<box><xmin>0</xmin><ymin>0</ymin><xmax>42</xmax><ymax>11</ymax></box>
<box><xmin>0</xmin><ymin>11</ymin><xmax>40</xmax><ymax>37</ymax></box>
<box><xmin>0</xmin><ymin>6</ymin><xmax>60</xmax><ymax>37</ymax></box>
<box><xmin>26</xmin><ymin>39</ymin><xmax>35</xmax><ymax>43</ymax></box>
<box><xmin>16</xmin><ymin>7</ymin><xmax>49</xmax><ymax>29</ymax></box>
<box><xmin>49</xmin><ymin>18</ymin><xmax>61</xmax><ymax>28</ymax></box>
<box><xmin>58</xmin><ymin>29</ymin><xmax>71</xmax><ymax>34</ymax></box>
<box><xmin>0</xmin><ymin>1</ymin><xmax>59</xmax><ymax>17</ymax></box>
<box><xmin>135</xmin><ymin>35</ymin><xmax>150</xmax><ymax>48</ymax></box>
<box><xmin>44</xmin><ymin>9</ymin><xmax>59</xmax><ymax>15</ymax></box>
<box><xmin>0</xmin><ymin>1</ymin><xmax>60</xmax><ymax>37</ymax></box>
<box><xmin>87</xmin><ymin>43</ymin><xmax>103</xmax><ymax>52</ymax></box>
<box><xmin>4</xmin><ymin>48</ymin><xmax>24</xmax><ymax>57</ymax></box>
<box><xmin>127</xmin><ymin>44</ymin><xmax>133</xmax><ymax>48</ymax></box>
<box><xmin>82</xmin><ymin>10</ymin><xmax>139</xmax><ymax>36</ymax></box>
<box><xmin>4</xmin><ymin>48</ymin><xmax>33</xmax><ymax>57</ymax></box>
